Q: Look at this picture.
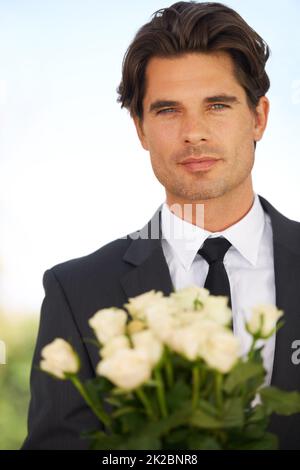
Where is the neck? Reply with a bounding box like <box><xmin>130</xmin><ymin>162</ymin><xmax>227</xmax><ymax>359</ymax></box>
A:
<box><xmin>166</xmin><ymin>178</ymin><xmax>255</xmax><ymax>232</ymax></box>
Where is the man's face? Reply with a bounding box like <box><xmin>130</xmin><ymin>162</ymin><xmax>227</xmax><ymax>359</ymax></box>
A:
<box><xmin>134</xmin><ymin>52</ymin><xmax>269</xmax><ymax>204</ymax></box>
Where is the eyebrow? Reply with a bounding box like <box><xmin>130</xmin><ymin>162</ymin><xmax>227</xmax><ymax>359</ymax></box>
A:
<box><xmin>204</xmin><ymin>95</ymin><xmax>240</xmax><ymax>104</ymax></box>
<box><xmin>149</xmin><ymin>95</ymin><xmax>240</xmax><ymax>113</ymax></box>
<box><xmin>149</xmin><ymin>100</ymin><xmax>179</xmax><ymax>113</ymax></box>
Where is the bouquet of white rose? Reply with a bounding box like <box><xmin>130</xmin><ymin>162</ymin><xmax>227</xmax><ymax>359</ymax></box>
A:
<box><xmin>40</xmin><ymin>286</ymin><xmax>300</xmax><ymax>450</ymax></box>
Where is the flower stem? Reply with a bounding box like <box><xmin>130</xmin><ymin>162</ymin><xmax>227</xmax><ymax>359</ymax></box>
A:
<box><xmin>164</xmin><ymin>348</ymin><xmax>174</xmax><ymax>389</ymax></box>
<box><xmin>192</xmin><ymin>363</ymin><xmax>200</xmax><ymax>409</ymax></box>
<box><xmin>248</xmin><ymin>336</ymin><xmax>258</xmax><ymax>361</ymax></box>
<box><xmin>154</xmin><ymin>367</ymin><xmax>168</xmax><ymax>418</ymax></box>
<box><xmin>136</xmin><ymin>387</ymin><xmax>155</xmax><ymax>420</ymax></box>
<box><xmin>70</xmin><ymin>374</ymin><xmax>112</xmax><ymax>429</ymax></box>
<box><xmin>215</xmin><ymin>371</ymin><xmax>223</xmax><ymax>412</ymax></box>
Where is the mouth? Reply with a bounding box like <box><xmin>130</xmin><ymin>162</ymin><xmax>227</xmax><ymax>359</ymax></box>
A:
<box><xmin>179</xmin><ymin>157</ymin><xmax>221</xmax><ymax>172</ymax></box>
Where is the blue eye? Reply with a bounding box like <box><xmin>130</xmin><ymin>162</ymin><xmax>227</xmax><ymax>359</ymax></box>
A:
<box><xmin>210</xmin><ymin>104</ymin><xmax>229</xmax><ymax>110</ymax></box>
<box><xmin>157</xmin><ymin>108</ymin><xmax>176</xmax><ymax>114</ymax></box>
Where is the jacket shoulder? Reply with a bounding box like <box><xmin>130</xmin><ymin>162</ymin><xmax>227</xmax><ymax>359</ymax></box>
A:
<box><xmin>259</xmin><ymin>195</ymin><xmax>300</xmax><ymax>253</ymax></box>
<box><xmin>46</xmin><ymin>233</ymin><xmax>136</xmax><ymax>288</ymax></box>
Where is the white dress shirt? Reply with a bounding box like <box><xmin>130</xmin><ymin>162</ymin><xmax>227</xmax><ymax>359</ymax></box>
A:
<box><xmin>161</xmin><ymin>194</ymin><xmax>276</xmax><ymax>385</ymax></box>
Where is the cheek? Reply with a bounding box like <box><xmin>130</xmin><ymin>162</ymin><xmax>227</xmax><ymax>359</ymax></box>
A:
<box><xmin>221</xmin><ymin>117</ymin><xmax>255</xmax><ymax>152</ymax></box>
<box><xmin>237</xmin><ymin>111</ymin><xmax>256</xmax><ymax>139</ymax></box>
<box><xmin>230</xmin><ymin>122</ymin><xmax>256</xmax><ymax>171</ymax></box>
<box><xmin>146</xmin><ymin>126</ymin><xmax>178</xmax><ymax>159</ymax></box>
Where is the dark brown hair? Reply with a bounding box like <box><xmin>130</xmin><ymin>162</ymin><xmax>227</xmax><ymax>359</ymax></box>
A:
<box><xmin>117</xmin><ymin>1</ymin><xmax>270</xmax><ymax>120</ymax></box>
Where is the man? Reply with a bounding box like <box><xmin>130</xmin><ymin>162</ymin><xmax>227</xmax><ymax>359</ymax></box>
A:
<box><xmin>23</xmin><ymin>2</ymin><xmax>300</xmax><ymax>449</ymax></box>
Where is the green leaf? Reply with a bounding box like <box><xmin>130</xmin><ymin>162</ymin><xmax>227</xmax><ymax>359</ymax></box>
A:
<box><xmin>260</xmin><ymin>386</ymin><xmax>300</xmax><ymax>415</ymax></box>
<box><xmin>163</xmin><ymin>427</ymin><xmax>190</xmax><ymax>446</ymax></box>
<box><xmin>104</xmin><ymin>396</ymin><xmax>122</xmax><ymax>407</ymax></box>
<box><xmin>242</xmin><ymin>424</ymin><xmax>267</xmax><ymax>440</ymax></box>
<box><xmin>227</xmin><ymin>432</ymin><xmax>278</xmax><ymax>450</ymax></box>
<box><xmin>149</xmin><ymin>402</ymin><xmax>193</xmax><ymax>436</ymax></box>
<box><xmin>243</xmin><ymin>376</ymin><xmax>266</xmax><ymax>404</ymax></box>
<box><xmin>165</xmin><ymin>379</ymin><xmax>191</xmax><ymax>412</ymax></box>
<box><xmin>187</xmin><ymin>434</ymin><xmax>222</xmax><ymax>450</ymax></box>
<box><xmin>170</xmin><ymin>353</ymin><xmax>193</xmax><ymax>372</ymax></box>
<box><xmin>114</xmin><ymin>402</ymin><xmax>192</xmax><ymax>447</ymax></box>
<box><xmin>84</xmin><ymin>431</ymin><xmax>125</xmax><ymax>450</ymax></box>
<box><xmin>222</xmin><ymin>398</ymin><xmax>244</xmax><ymax>428</ymax></box>
<box><xmin>252</xmin><ymin>345</ymin><xmax>265</xmax><ymax>363</ymax></box>
<box><xmin>120</xmin><ymin>404</ymin><xmax>193</xmax><ymax>449</ymax></box>
<box><xmin>197</xmin><ymin>399</ymin><xmax>218</xmax><ymax>417</ymax></box>
<box><xmin>188</xmin><ymin>398</ymin><xmax>244</xmax><ymax>431</ymax></box>
<box><xmin>112</xmin><ymin>406</ymin><xmax>141</xmax><ymax>419</ymax></box>
<box><xmin>121</xmin><ymin>435</ymin><xmax>162</xmax><ymax>450</ymax></box>
<box><xmin>189</xmin><ymin>408</ymin><xmax>222</xmax><ymax>429</ymax></box>
<box><xmin>224</xmin><ymin>361</ymin><xmax>265</xmax><ymax>394</ymax></box>
<box><xmin>118</xmin><ymin>410</ymin><xmax>146</xmax><ymax>433</ymax></box>
<box><xmin>247</xmin><ymin>404</ymin><xmax>267</xmax><ymax>424</ymax></box>
<box><xmin>87</xmin><ymin>376</ymin><xmax>113</xmax><ymax>394</ymax></box>
<box><xmin>143</xmin><ymin>380</ymin><xmax>159</xmax><ymax>388</ymax></box>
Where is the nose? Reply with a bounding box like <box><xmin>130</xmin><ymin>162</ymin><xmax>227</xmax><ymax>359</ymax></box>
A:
<box><xmin>182</xmin><ymin>112</ymin><xmax>210</xmax><ymax>145</ymax></box>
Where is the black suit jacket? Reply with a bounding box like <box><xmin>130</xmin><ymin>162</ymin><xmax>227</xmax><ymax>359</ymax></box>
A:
<box><xmin>22</xmin><ymin>196</ymin><xmax>300</xmax><ymax>450</ymax></box>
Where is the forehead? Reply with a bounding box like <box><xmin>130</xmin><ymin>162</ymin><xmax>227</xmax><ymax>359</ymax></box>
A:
<box><xmin>143</xmin><ymin>52</ymin><xmax>245</xmax><ymax>102</ymax></box>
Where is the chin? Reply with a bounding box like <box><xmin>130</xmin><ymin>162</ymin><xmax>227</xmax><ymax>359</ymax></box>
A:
<box><xmin>173</xmin><ymin>183</ymin><xmax>229</xmax><ymax>201</ymax></box>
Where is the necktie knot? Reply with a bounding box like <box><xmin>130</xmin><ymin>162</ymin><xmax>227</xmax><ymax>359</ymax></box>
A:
<box><xmin>198</xmin><ymin>237</ymin><xmax>232</xmax><ymax>265</ymax></box>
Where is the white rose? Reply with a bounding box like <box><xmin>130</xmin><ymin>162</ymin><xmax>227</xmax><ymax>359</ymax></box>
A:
<box><xmin>40</xmin><ymin>338</ymin><xmax>79</xmax><ymax>379</ymax></box>
<box><xmin>198</xmin><ymin>327</ymin><xmax>240</xmax><ymax>373</ymax></box>
<box><xmin>247</xmin><ymin>304</ymin><xmax>283</xmax><ymax>338</ymax></box>
<box><xmin>124</xmin><ymin>290</ymin><xmax>164</xmax><ymax>321</ymax></box>
<box><xmin>131</xmin><ymin>330</ymin><xmax>163</xmax><ymax>366</ymax></box>
<box><xmin>146</xmin><ymin>305</ymin><xmax>211</xmax><ymax>345</ymax></box>
<box><xmin>168</xmin><ymin>319</ymin><xmax>220</xmax><ymax>361</ymax></box>
<box><xmin>201</xmin><ymin>296</ymin><xmax>232</xmax><ymax>326</ymax></box>
<box><xmin>172</xmin><ymin>310</ymin><xmax>205</xmax><ymax>327</ymax></box>
<box><xmin>88</xmin><ymin>308</ymin><xmax>127</xmax><ymax>344</ymax></box>
<box><xmin>145</xmin><ymin>308</ymin><xmax>176</xmax><ymax>343</ymax></box>
<box><xmin>167</xmin><ymin>325</ymin><xmax>203</xmax><ymax>361</ymax></box>
<box><xmin>144</xmin><ymin>297</ymin><xmax>179</xmax><ymax>319</ymax></box>
<box><xmin>170</xmin><ymin>285</ymin><xmax>209</xmax><ymax>310</ymax></box>
<box><xmin>127</xmin><ymin>319</ymin><xmax>146</xmax><ymax>335</ymax></box>
<box><xmin>96</xmin><ymin>349</ymin><xmax>152</xmax><ymax>390</ymax></box>
<box><xmin>100</xmin><ymin>335</ymin><xmax>130</xmax><ymax>359</ymax></box>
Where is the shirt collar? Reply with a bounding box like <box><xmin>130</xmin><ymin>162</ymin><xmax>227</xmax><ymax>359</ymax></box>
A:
<box><xmin>161</xmin><ymin>194</ymin><xmax>266</xmax><ymax>271</ymax></box>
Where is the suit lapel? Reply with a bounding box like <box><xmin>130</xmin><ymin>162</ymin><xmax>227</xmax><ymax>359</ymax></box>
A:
<box><xmin>121</xmin><ymin>244</ymin><xmax>174</xmax><ymax>299</ymax></box>
<box><xmin>259</xmin><ymin>196</ymin><xmax>300</xmax><ymax>390</ymax></box>
<box><xmin>120</xmin><ymin>205</ymin><xmax>174</xmax><ymax>300</ymax></box>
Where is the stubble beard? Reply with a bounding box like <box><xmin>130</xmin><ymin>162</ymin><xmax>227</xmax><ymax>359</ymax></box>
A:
<box><xmin>152</xmin><ymin>160</ymin><xmax>253</xmax><ymax>203</ymax></box>
<box><xmin>153</xmin><ymin>165</ymin><xmax>232</xmax><ymax>202</ymax></box>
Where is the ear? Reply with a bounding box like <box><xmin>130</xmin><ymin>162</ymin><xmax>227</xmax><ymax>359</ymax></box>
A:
<box><xmin>133</xmin><ymin>116</ymin><xmax>149</xmax><ymax>151</ymax></box>
<box><xmin>253</xmin><ymin>96</ymin><xmax>270</xmax><ymax>142</ymax></box>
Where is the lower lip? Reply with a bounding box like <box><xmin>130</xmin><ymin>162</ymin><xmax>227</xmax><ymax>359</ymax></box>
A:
<box><xmin>181</xmin><ymin>159</ymin><xmax>219</xmax><ymax>172</ymax></box>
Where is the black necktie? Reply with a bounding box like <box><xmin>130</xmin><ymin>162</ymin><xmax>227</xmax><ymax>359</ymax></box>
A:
<box><xmin>198</xmin><ymin>237</ymin><xmax>232</xmax><ymax>308</ymax></box>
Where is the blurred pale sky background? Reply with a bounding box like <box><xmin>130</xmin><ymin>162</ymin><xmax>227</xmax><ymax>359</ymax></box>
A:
<box><xmin>0</xmin><ymin>0</ymin><xmax>299</xmax><ymax>315</ymax></box>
